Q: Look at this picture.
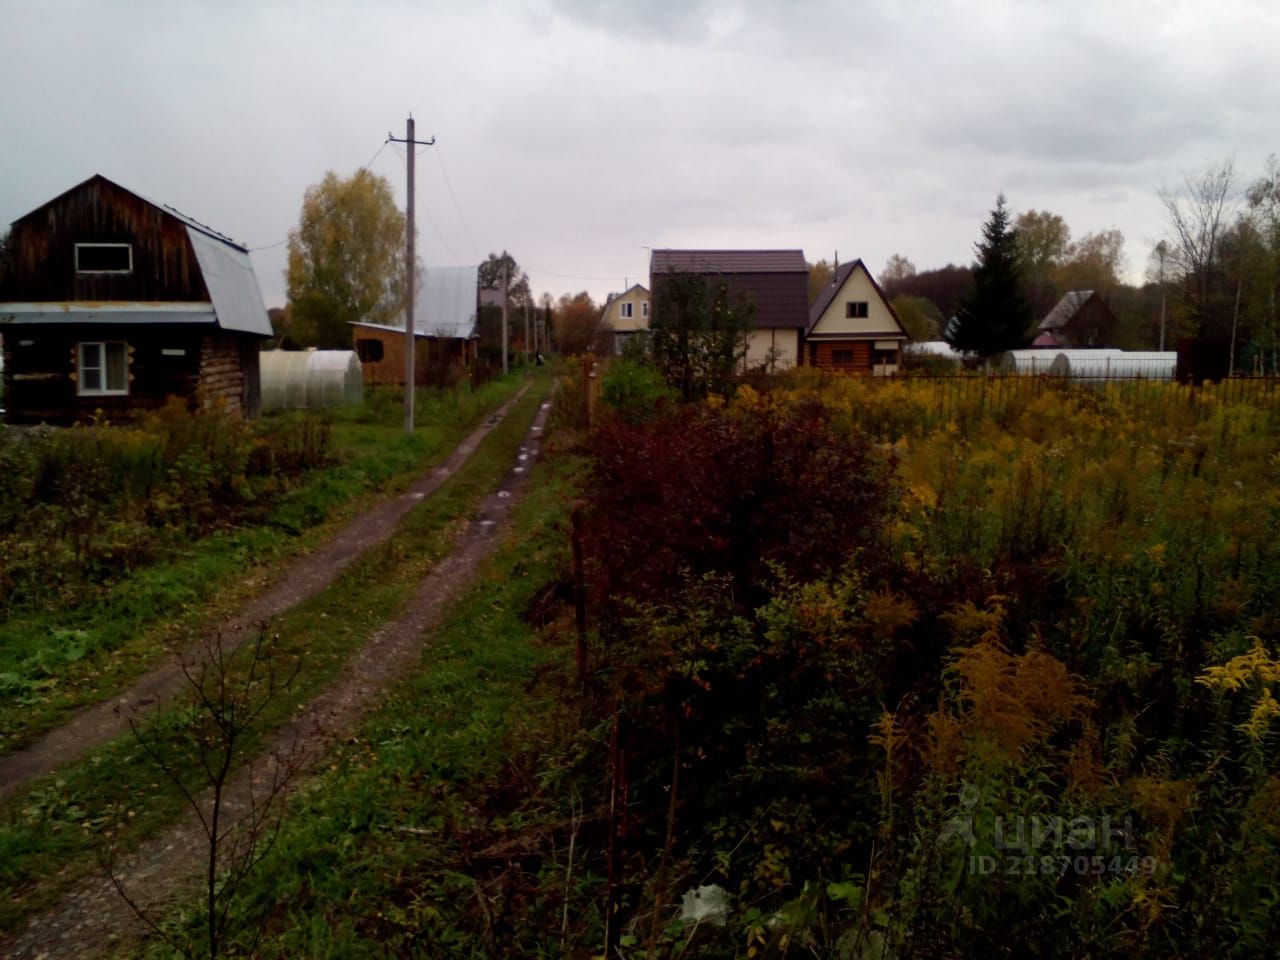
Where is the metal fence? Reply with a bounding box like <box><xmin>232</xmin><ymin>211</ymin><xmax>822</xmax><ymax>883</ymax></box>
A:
<box><xmin>856</xmin><ymin>373</ymin><xmax>1280</xmax><ymax>436</ymax></box>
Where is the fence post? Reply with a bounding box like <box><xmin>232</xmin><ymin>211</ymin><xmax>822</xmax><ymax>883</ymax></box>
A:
<box><xmin>583</xmin><ymin>353</ymin><xmax>596</xmax><ymax>427</ymax></box>
<box><xmin>571</xmin><ymin>505</ymin><xmax>588</xmax><ymax>687</ymax></box>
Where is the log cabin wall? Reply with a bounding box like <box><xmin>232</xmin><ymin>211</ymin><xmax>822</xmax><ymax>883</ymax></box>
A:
<box><xmin>1</xmin><ymin>325</ymin><xmax>204</xmax><ymax>424</ymax></box>
<box><xmin>809</xmin><ymin>340</ymin><xmax>871</xmax><ymax>373</ymax></box>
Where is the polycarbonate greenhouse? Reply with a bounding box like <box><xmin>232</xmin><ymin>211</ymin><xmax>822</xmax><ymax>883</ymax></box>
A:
<box><xmin>1058</xmin><ymin>351</ymin><xmax>1177</xmax><ymax>380</ymax></box>
<box><xmin>1000</xmin><ymin>349</ymin><xmax>1123</xmax><ymax>375</ymax></box>
<box><xmin>259</xmin><ymin>350</ymin><xmax>364</xmax><ymax>412</ymax></box>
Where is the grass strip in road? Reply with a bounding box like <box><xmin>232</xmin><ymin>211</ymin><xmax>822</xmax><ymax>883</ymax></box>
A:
<box><xmin>144</xmin><ymin>450</ymin><xmax>595</xmax><ymax>959</ymax></box>
<box><xmin>0</xmin><ymin>377</ymin><xmax>525</xmax><ymax>754</ymax></box>
<box><xmin>0</xmin><ymin>376</ymin><xmax>551</xmax><ymax>936</ymax></box>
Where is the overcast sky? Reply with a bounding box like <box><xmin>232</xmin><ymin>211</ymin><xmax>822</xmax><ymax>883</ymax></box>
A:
<box><xmin>2</xmin><ymin>0</ymin><xmax>1277</xmax><ymax>308</ymax></box>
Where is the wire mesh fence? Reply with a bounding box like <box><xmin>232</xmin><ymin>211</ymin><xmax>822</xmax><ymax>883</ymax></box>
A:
<box><xmin>845</xmin><ymin>373</ymin><xmax>1280</xmax><ymax>438</ymax></box>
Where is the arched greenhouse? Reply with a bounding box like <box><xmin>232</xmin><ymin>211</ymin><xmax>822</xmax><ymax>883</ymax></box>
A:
<box><xmin>259</xmin><ymin>350</ymin><xmax>364</xmax><ymax>412</ymax></box>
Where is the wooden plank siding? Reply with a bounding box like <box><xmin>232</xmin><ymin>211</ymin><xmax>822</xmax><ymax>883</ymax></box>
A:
<box><xmin>4</xmin><ymin>177</ymin><xmax>211</xmax><ymax>304</ymax></box>
<box><xmin>809</xmin><ymin>340</ymin><xmax>872</xmax><ymax>374</ymax></box>
<box><xmin>352</xmin><ymin>326</ymin><xmax>476</xmax><ymax>387</ymax></box>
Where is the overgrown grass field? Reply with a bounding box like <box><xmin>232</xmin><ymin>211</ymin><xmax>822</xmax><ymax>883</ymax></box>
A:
<box><xmin>0</xmin><ymin>377</ymin><xmax>550</xmax><ymax>935</ymax></box>
<box><xmin>0</xmin><ymin>379</ymin><xmax>523</xmax><ymax>750</ymax></box>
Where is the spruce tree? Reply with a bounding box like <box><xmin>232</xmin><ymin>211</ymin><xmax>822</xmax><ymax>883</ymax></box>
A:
<box><xmin>945</xmin><ymin>194</ymin><xmax>1032</xmax><ymax>357</ymax></box>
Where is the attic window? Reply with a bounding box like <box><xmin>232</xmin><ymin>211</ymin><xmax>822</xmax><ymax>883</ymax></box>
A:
<box><xmin>75</xmin><ymin>243</ymin><xmax>133</xmax><ymax>274</ymax></box>
<box><xmin>620</xmin><ymin>302</ymin><xmax>634</xmax><ymax>319</ymax></box>
<box><xmin>642</xmin><ymin>301</ymin><xmax>650</xmax><ymax>317</ymax></box>
<box><xmin>77</xmin><ymin>341</ymin><xmax>129</xmax><ymax>396</ymax></box>
<box><xmin>846</xmin><ymin>301</ymin><xmax>869</xmax><ymax>319</ymax></box>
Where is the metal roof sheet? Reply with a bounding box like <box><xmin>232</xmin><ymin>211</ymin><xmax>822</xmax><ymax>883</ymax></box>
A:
<box><xmin>402</xmin><ymin>265</ymin><xmax>479</xmax><ymax>338</ymax></box>
<box><xmin>187</xmin><ymin>227</ymin><xmax>273</xmax><ymax>336</ymax></box>
<box><xmin>0</xmin><ymin>302</ymin><xmax>217</xmax><ymax>325</ymax></box>
<box><xmin>650</xmin><ymin>249</ymin><xmax>806</xmax><ymax>274</ymax></box>
<box><xmin>421</xmin><ymin>267</ymin><xmax>478</xmax><ymax>338</ymax></box>
<box><xmin>1038</xmin><ymin>290</ymin><xmax>1094</xmax><ymax>331</ymax></box>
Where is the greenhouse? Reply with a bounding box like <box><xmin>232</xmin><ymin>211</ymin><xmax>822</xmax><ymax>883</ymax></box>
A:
<box><xmin>1058</xmin><ymin>351</ymin><xmax>1177</xmax><ymax>380</ymax></box>
<box><xmin>260</xmin><ymin>350</ymin><xmax>364</xmax><ymax>412</ymax></box>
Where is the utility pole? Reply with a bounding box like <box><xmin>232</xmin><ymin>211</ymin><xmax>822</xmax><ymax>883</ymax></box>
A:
<box><xmin>524</xmin><ymin>301</ymin><xmax>531</xmax><ymax>367</ymax></box>
<box><xmin>1156</xmin><ymin>241</ymin><xmax>1168</xmax><ymax>353</ymax></box>
<box><xmin>389</xmin><ymin>115</ymin><xmax>435</xmax><ymax>434</ymax></box>
<box><xmin>501</xmin><ymin>259</ymin><xmax>509</xmax><ymax>376</ymax></box>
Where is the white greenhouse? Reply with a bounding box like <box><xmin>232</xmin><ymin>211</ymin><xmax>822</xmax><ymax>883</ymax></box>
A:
<box><xmin>1000</xmin><ymin>349</ymin><xmax>1120</xmax><ymax>376</ymax></box>
<box><xmin>259</xmin><ymin>350</ymin><xmax>364</xmax><ymax>412</ymax></box>
<box><xmin>1058</xmin><ymin>351</ymin><xmax>1177</xmax><ymax>380</ymax></box>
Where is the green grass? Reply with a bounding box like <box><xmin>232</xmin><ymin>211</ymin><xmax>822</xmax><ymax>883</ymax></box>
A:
<box><xmin>0</xmin><ymin>376</ymin><xmax>552</xmax><ymax>935</ymax></box>
<box><xmin>140</xmin><ymin>447</ymin><xmax>593</xmax><ymax>958</ymax></box>
<box><xmin>0</xmin><ymin>377</ymin><xmax>525</xmax><ymax>753</ymax></box>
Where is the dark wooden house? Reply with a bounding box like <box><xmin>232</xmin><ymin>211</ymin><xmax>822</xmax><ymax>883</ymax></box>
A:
<box><xmin>649</xmin><ymin>249</ymin><xmax>810</xmax><ymax>369</ymax></box>
<box><xmin>1036</xmin><ymin>290</ymin><xmax>1118</xmax><ymax>348</ymax></box>
<box><xmin>0</xmin><ymin>175</ymin><xmax>271</xmax><ymax>424</ymax></box>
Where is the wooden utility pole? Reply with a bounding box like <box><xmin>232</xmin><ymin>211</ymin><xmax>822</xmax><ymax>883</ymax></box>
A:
<box><xmin>524</xmin><ymin>302</ymin><xmax>531</xmax><ymax>367</ymax></box>
<box><xmin>389</xmin><ymin>116</ymin><xmax>435</xmax><ymax>434</ymax></box>
<box><xmin>501</xmin><ymin>259</ymin><xmax>509</xmax><ymax>376</ymax></box>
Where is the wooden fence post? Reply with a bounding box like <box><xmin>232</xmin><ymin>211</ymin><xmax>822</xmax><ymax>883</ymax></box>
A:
<box><xmin>571</xmin><ymin>505</ymin><xmax>588</xmax><ymax>687</ymax></box>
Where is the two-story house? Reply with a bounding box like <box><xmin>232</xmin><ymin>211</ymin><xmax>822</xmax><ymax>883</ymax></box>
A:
<box><xmin>0</xmin><ymin>174</ymin><xmax>271</xmax><ymax>423</ymax></box>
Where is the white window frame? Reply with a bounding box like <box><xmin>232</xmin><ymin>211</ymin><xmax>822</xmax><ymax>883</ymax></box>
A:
<box><xmin>75</xmin><ymin>242</ymin><xmax>133</xmax><ymax>275</ymax></box>
<box><xmin>846</xmin><ymin>301</ymin><xmax>869</xmax><ymax>319</ymax></box>
<box><xmin>642</xmin><ymin>300</ymin><xmax>650</xmax><ymax>318</ymax></box>
<box><xmin>620</xmin><ymin>301</ymin><xmax>634</xmax><ymax>319</ymax></box>
<box><xmin>77</xmin><ymin>341</ymin><xmax>130</xmax><ymax>396</ymax></box>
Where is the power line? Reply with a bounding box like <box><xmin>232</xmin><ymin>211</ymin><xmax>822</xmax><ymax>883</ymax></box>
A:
<box><xmin>433</xmin><ymin>146</ymin><xmax>482</xmax><ymax>261</ymax></box>
<box><xmin>524</xmin><ymin>265</ymin><xmax>630</xmax><ymax>284</ymax></box>
<box><xmin>248</xmin><ymin>137</ymin><xmax>391</xmax><ymax>252</ymax></box>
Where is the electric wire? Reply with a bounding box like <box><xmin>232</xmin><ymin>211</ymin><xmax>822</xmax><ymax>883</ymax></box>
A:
<box><xmin>249</xmin><ymin>137</ymin><xmax>391</xmax><ymax>252</ymax></box>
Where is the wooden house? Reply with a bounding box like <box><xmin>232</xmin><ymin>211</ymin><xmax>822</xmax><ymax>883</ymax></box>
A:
<box><xmin>649</xmin><ymin>249</ymin><xmax>809</xmax><ymax>369</ymax></box>
<box><xmin>0</xmin><ymin>175</ymin><xmax>270</xmax><ymax>423</ymax></box>
<box><xmin>1037</xmin><ymin>290</ymin><xmax>1117</xmax><ymax>347</ymax></box>
<box><xmin>807</xmin><ymin>259</ymin><xmax>908</xmax><ymax>374</ymax></box>
<box><xmin>351</xmin><ymin>264</ymin><xmax>479</xmax><ymax>385</ymax></box>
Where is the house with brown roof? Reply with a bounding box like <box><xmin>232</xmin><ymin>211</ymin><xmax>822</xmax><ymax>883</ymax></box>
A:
<box><xmin>649</xmin><ymin>249</ymin><xmax>809</xmax><ymax>370</ymax></box>
<box><xmin>807</xmin><ymin>259</ymin><xmax>908</xmax><ymax>374</ymax></box>
<box><xmin>1037</xmin><ymin>290</ymin><xmax>1117</xmax><ymax>347</ymax></box>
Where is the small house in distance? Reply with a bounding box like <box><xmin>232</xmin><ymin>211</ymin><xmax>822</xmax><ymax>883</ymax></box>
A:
<box><xmin>807</xmin><ymin>259</ymin><xmax>908</xmax><ymax>374</ymax></box>
<box><xmin>649</xmin><ymin>249</ymin><xmax>809</xmax><ymax>370</ymax></box>
<box><xmin>351</xmin><ymin>264</ymin><xmax>479</xmax><ymax>386</ymax></box>
<box><xmin>602</xmin><ymin>283</ymin><xmax>650</xmax><ymax>355</ymax></box>
<box><xmin>1037</xmin><ymin>290</ymin><xmax>1117</xmax><ymax>348</ymax></box>
<box><xmin>0</xmin><ymin>174</ymin><xmax>271</xmax><ymax>423</ymax></box>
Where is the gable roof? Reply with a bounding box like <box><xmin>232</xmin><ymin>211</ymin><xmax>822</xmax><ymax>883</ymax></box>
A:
<box><xmin>649</xmin><ymin>249</ymin><xmax>808</xmax><ymax>330</ymax></box>
<box><xmin>650</xmin><ymin>249</ymin><xmax>806</xmax><ymax>274</ymax></box>
<box><xmin>12</xmin><ymin>174</ymin><xmax>246</xmax><ymax>250</ymax></box>
<box><xmin>605</xmin><ymin>283</ymin><xmax>650</xmax><ymax>303</ymax></box>
<box><xmin>4</xmin><ymin>174</ymin><xmax>271</xmax><ymax>336</ymax></box>
<box><xmin>807</xmin><ymin>259</ymin><xmax>905</xmax><ymax>335</ymax></box>
<box><xmin>1039</xmin><ymin>290</ymin><xmax>1096</xmax><ymax>331</ymax></box>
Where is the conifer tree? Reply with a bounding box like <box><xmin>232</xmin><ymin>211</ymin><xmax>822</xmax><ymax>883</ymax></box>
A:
<box><xmin>946</xmin><ymin>195</ymin><xmax>1032</xmax><ymax>357</ymax></box>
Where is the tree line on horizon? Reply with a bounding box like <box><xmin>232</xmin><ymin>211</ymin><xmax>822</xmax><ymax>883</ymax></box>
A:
<box><xmin>839</xmin><ymin>155</ymin><xmax>1280</xmax><ymax>369</ymax></box>
<box><xmin>270</xmin><ymin>155</ymin><xmax>1280</xmax><ymax>373</ymax></box>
